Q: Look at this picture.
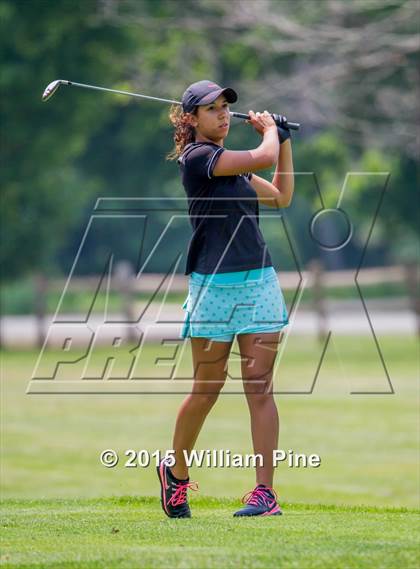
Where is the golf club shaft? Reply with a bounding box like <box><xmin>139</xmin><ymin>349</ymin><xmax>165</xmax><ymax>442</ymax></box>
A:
<box><xmin>52</xmin><ymin>80</ymin><xmax>180</xmax><ymax>105</ymax></box>
<box><xmin>42</xmin><ymin>79</ymin><xmax>300</xmax><ymax>130</ymax></box>
<box><xmin>230</xmin><ymin>111</ymin><xmax>299</xmax><ymax>131</ymax></box>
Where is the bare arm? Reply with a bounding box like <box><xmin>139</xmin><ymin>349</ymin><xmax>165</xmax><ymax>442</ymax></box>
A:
<box><xmin>213</xmin><ymin>111</ymin><xmax>280</xmax><ymax>177</ymax></box>
<box><xmin>248</xmin><ymin>139</ymin><xmax>294</xmax><ymax>208</ymax></box>
<box><xmin>272</xmin><ymin>139</ymin><xmax>294</xmax><ymax>207</ymax></box>
<box><xmin>248</xmin><ymin>175</ymin><xmax>285</xmax><ymax>208</ymax></box>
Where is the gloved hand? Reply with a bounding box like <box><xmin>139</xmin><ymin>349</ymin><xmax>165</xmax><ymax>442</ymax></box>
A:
<box><xmin>277</xmin><ymin>125</ymin><xmax>291</xmax><ymax>144</ymax></box>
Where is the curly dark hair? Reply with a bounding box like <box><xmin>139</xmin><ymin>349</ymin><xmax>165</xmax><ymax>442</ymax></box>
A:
<box><xmin>166</xmin><ymin>104</ymin><xmax>198</xmax><ymax>161</ymax></box>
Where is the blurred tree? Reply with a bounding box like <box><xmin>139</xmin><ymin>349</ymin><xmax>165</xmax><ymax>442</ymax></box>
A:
<box><xmin>1</xmin><ymin>0</ymin><xmax>418</xmax><ymax>283</ymax></box>
<box><xmin>0</xmin><ymin>0</ymin><xmax>137</xmax><ymax>281</ymax></box>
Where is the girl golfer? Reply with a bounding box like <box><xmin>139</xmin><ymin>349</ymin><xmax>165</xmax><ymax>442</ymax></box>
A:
<box><xmin>157</xmin><ymin>80</ymin><xmax>294</xmax><ymax>518</ymax></box>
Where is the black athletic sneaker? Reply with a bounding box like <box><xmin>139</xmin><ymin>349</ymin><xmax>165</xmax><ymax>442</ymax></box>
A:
<box><xmin>233</xmin><ymin>484</ymin><xmax>283</xmax><ymax>517</ymax></box>
<box><xmin>157</xmin><ymin>458</ymin><xmax>198</xmax><ymax>518</ymax></box>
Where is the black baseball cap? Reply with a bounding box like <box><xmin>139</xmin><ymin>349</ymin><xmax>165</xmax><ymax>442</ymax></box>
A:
<box><xmin>182</xmin><ymin>80</ymin><xmax>238</xmax><ymax>113</ymax></box>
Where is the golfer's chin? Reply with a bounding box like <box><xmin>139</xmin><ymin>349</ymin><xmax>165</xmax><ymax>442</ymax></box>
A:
<box><xmin>214</xmin><ymin>125</ymin><xmax>229</xmax><ymax>142</ymax></box>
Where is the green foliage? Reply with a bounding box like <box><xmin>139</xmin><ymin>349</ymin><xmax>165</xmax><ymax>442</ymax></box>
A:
<box><xmin>1</xmin><ymin>0</ymin><xmax>418</xmax><ymax>283</ymax></box>
<box><xmin>0</xmin><ymin>0</ymin><xmax>136</xmax><ymax>281</ymax></box>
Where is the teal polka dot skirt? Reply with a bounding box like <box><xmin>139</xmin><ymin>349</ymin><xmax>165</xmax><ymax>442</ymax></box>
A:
<box><xmin>180</xmin><ymin>266</ymin><xmax>289</xmax><ymax>343</ymax></box>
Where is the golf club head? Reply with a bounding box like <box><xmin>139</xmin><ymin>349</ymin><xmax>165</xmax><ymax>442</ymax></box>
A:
<box><xmin>42</xmin><ymin>80</ymin><xmax>68</xmax><ymax>101</ymax></box>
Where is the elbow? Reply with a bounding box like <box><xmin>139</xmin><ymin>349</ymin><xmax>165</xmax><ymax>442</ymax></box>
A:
<box><xmin>276</xmin><ymin>198</ymin><xmax>292</xmax><ymax>209</ymax></box>
<box><xmin>276</xmin><ymin>183</ymin><xmax>294</xmax><ymax>209</ymax></box>
<box><xmin>250</xmin><ymin>146</ymin><xmax>277</xmax><ymax>170</ymax></box>
<box><xmin>259</xmin><ymin>151</ymin><xmax>277</xmax><ymax>170</ymax></box>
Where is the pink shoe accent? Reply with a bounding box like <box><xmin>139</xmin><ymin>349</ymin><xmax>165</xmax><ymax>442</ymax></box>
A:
<box><xmin>159</xmin><ymin>460</ymin><xmax>170</xmax><ymax>514</ymax></box>
<box><xmin>241</xmin><ymin>485</ymin><xmax>278</xmax><ymax>507</ymax></box>
<box><xmin>167</xmin><ymin>480</ymin><xmax>199</xmax><ymax>507</ymax></box>
<box><xmin>262</xmin><ymin>504</ymin><xmax>282</xmax><ymax>516</ymax></box>
<box><xmin>240</xmin><ymin>485</ymin><xmax>282</xmax><ymax>515</ymax></box>
<box><xmin>159</xmin><ymin>460</ymin><xmax>198</xmax><ymax>514</ymax></box>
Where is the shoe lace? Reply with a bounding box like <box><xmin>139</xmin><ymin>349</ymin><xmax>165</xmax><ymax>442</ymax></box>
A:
<box><xmin>242</xmin><ymin>485</ymin><xmax>278</xmax><ymax>507</ymax></box>
<box><xmin>168</xmin><ymin>480</ymin><xmax>199</xmax><ymax>507</ymax></box>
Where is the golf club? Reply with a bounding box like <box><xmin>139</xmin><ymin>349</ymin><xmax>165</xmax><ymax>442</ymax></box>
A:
<box><xmin>42</xmin><ymin>79</ymin><xmax>300</xmax><ymax>130</ymax></box>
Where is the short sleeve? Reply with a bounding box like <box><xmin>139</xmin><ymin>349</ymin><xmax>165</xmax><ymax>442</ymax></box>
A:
<box><xmin>182</xmin><ymin>144</ymin><xmax>225</xmax><ymax>180</ymax></box>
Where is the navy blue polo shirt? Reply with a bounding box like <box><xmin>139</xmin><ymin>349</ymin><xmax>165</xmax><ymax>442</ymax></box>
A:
<box><xmin>178</xmin><ymin>141</ymin><xmax>273</xmax><ymax>275</ymax></box>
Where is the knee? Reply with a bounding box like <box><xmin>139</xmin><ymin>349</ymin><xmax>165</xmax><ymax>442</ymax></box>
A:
<box><xmin>245</xmin><ymin>391</ymin><xmax>275</xmax><ymax>412</ymax></box>
<box><xmin>191</xmin><ymin>391</ymin><xmax>220</xmax><ymax>409</ymax></box>
<box><xmin>243</xmin><ymin>375</ymin><xmax>274</xmax><ymax>406</ymax></box>
<box><xmin>191</xmin><ymin>381</ymin><xmax>225</xmax><ymax>408</ymax></box>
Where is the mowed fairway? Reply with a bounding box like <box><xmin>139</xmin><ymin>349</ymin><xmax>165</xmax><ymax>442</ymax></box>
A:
<box><xmin>1</xmin><ymin>334</ymin><xmax>419</xmax><ymax>568</ymax></box>
<box><xmin>2</xmin><ymin>498</ymin><xmax>418</xmax><ymax>568</ymax></box>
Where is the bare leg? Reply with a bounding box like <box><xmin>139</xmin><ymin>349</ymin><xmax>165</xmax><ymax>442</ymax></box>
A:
<box><xmin>170</xmin><ymin>337</ymin><xmax>233</xmax><ymax>480</ymax></box>
<box><xmin>237</xmin><ymin>331</ymin><xmax>282</xmax><ymax>487</ymax></box>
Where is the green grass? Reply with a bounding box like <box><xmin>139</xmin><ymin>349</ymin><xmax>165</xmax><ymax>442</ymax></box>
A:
<box><xmin>1</xmin><ymin>497</ymin><xmax>419</xmax><ymax>568</ymax></box>
<box><xmin>1</xmin><ymin>335</ymin><xmax>419</xmax><ymax>567</ymax></box>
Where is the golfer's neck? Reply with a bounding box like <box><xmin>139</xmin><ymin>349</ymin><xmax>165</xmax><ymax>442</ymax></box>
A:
<box><xmin>195</xmin><ymin>133</ymin><xmax>224</xmax><ymax>147</ymax></box>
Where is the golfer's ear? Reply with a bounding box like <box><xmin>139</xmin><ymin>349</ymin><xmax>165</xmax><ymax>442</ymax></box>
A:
<box><xmin>213</xmin><ymin>149</ymin><xmax>276</xmax><ymax>177</ymax></box>
<box><xmin>185</xmin><ymin>112</ymin><xmax>198</xmax><ymax>128</ymax></box>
